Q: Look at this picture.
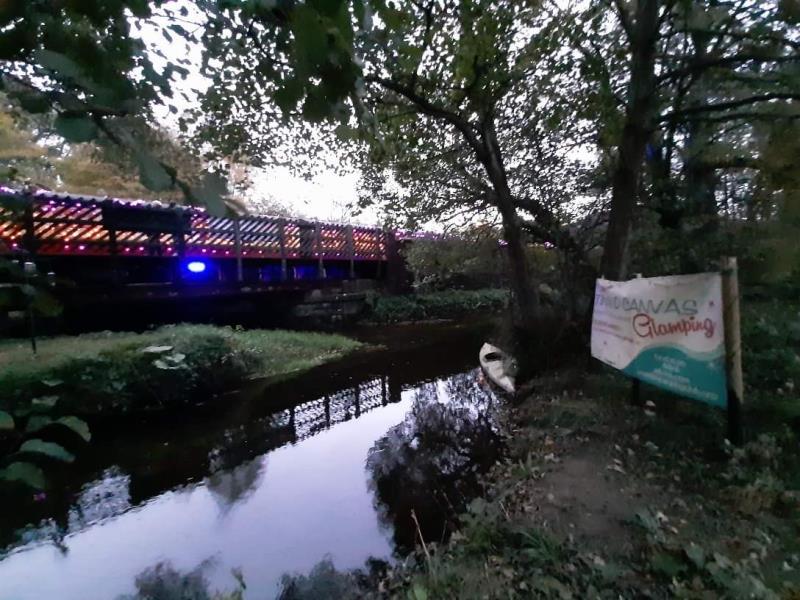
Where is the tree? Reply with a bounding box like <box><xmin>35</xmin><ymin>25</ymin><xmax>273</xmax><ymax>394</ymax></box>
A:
<box><xmin>0</xmin><ymin>1</ymin><xmax>231</xmax><ymax>214</ymax></box>
<box><xmin>576</xmin><ymin>0</ymin><xmax>800</xmax><ymax>279</ymax></box>
<box><xmin>188</xmin><ymin>0</ymin><xmax>603</xmax><ymax>334</ymax></box>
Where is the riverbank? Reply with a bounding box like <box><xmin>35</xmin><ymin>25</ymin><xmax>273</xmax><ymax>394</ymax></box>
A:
<box><xmin>0</xmin><ymin>325</ymin><xmax>363</xmax><ymax>416</ymax></box>
<box><xmin>370</xmin><ymin>366</ymin><xmax>800</xmax><ymax>598</ymax></box>
<box><xmin>375</xmin><ymin>296</ymin><xmax>800</xmax><ymax>598</ymax></box>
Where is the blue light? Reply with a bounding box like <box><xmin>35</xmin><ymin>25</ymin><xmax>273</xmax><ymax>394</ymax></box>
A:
<box><xmin>186</xmin><ymin>260</ymin><xmax>207</xmax><ymax>273</ymax></box>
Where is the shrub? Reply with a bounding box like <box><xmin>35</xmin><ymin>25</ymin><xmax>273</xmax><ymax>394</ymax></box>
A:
<box><xmin>367</xmin><ymin>289</ymin><xmax>509</xmax><ymax>324</ymax></box>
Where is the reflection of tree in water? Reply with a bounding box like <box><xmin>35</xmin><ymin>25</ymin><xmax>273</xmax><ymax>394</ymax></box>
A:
<box><xmin>203</xmin><ymin>412</ymin><xmax>291</xmax><ymax>513</ymax></box>
<box><xmin>116</xmin><ymin>559</ymin><xmax>245</xmax><ymax>600</ymax></box>
<box><xmin>278</xmin><ymin>556</ymin><xmax>388</xmax><ymax>600</ymax></box>
<box><xmin>366</xmin><ymin>369</ymin><xmax>504</xmax><ymax>553</ymax></box>
<box><xmin>68</xmin><ymin>467</ymin><xmax>132</xmax><ymax>530</ymax></box>
<box><xmin>10</xmin><ymin>466</ymin><xmax>132</xmax><ymax>555</ymax></box>
<box><xmin>205</xmin><ymin>456</ymin><xmax>266</xmax><ymax>513</ymax></box>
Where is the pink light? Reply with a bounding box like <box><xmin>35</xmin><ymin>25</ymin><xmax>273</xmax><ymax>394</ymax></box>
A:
<box><xmin>201</xmin><ymin>248</ymin><xmax>207</xmax><ymax>253</ymax></box>
<box><xmin>138</xmin><ymin>246</ymin><xmax>145</xmax><ymax>252</ymax></box>
<box><xmin>225</xmin><ymin>250</ymin><xmax>230</xmax><ymax>255</ymax></box>
<box><xmin>64</xmin><ymin>244</ymin><xmax>70</xmax><ymax>250</ymax></box>
<box><xmin>124</xmin><ymin>248</ymin><xmax>131</xmax><ymax>253</ymax></box>
<box><xmin>11</xmin><ymin>243</ymin><xmax>18</xmax><ymax>249</ymax></box>
<box><xmin>78</xmin><ymin>245</ymin><xmax>86</xmax><ymax>251</ymax></box>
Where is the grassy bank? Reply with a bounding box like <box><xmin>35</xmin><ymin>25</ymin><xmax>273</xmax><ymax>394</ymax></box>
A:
<box><xmin>0</xmin><ymin>325</ymin><xmax>362</xmax><ymax>416</ymax></box>
<box><xmin>367</xmin><ymin>289</ymin><xmax>509</xmax><ymax>324</ymax></box>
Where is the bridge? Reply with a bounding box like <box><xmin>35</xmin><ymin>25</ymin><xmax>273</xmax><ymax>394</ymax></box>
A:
<box><xmin>0</xmin><ymin>187</ymin><xmax>417</xmax><ymax>328</ymax></box>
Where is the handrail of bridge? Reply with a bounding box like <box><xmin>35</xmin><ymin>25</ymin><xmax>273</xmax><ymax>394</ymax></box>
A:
<box><xmin>0</xmin><ymin>186</ymin><xmax>395</xmax><ymax>263</ymax></box>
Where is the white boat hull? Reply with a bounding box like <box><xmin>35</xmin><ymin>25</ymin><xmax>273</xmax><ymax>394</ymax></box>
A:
<box><xmin>479</xmin><ymin>342</ymin><xmax>515</xmax><ymax>394</ymax></box>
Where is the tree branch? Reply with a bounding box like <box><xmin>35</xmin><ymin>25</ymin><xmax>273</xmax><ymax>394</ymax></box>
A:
<box><xmin>364</xmin><ymin>76</ymin><xmax>486</xmax><ymax>161</ymax></box>
<box><xmin>657</xmin><ymin>53</ymin><xmax>800</xmax><ymax>84</ymax></box>
<box><xmin>659</xmin><ymin>92</ymin><xmax>800</xmax><ymax>122</ymax></box>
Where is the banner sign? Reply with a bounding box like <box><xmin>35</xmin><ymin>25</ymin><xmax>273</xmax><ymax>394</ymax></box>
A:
<box><xmin>591</xmin><ymin>273</ymin><xmax>727</xmax><ymax>407</ymax></box>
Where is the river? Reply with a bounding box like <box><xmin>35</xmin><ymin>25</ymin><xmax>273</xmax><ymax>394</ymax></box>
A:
<box><xmin>0</xmin><ymin>321</ymin><xmax>503</xmax><ymax>599</ymax></box>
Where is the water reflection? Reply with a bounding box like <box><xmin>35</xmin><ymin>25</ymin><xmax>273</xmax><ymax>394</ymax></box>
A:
<box><xmin>116</xmin><ymin>559</ymin><xmax>245</xmax><ymax>600</ymax></box>
<box><xmin>0</xmin><ymin>375</ymin><xmax>400</xmax><ymax>554</ymax></box>
<box><xmin>13</xmin><ymin>467</ymin><xmax>132</xmax><ymax>556</ymax></box>
<box><xmin>0</xmin><ymin>326</ymin><xmax>499</xmax><ymax>599</ymax></box>
<box><xmin>206</xmin><ymin>458</ymin><xmax>266</xmax><ymax>513</ymax></box>
<box><xmin>366</xmin><ymin>370</ymin><xmax>505</xmax><ymax>552</ymax></box>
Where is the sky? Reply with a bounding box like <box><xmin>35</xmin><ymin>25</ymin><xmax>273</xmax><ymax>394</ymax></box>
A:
<box><xmin>138</xmin><ymin>2</ymin><xmax>379</xmax><ymax>226</ymax></box>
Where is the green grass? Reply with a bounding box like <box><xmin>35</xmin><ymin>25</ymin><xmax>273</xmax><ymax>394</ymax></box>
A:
<box><xmin>367</xmin><ymin>289</ymin><xmax>509</xmax><ymax>324</ymax></box>
<box><xmin>0</xmin><ymin>325</ymin><xmax>362</xmax><ymax>415</ymax></box>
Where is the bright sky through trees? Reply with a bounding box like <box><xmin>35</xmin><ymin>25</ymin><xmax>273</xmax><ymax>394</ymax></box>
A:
<box><xmin>135</xmin><ymin>1</ymin><xmax>376</xmax><ymax>224</ymax></box>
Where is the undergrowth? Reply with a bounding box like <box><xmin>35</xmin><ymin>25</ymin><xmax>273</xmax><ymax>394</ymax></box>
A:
<box><xmin>0</xmin><ymin>325</ymin><xmax>362</xmax><ymax>415</ymax></box>
<box><xmin>366</xmin><ymin>289</ymin><xmax>509</xmax><ymax>324</ymax></box>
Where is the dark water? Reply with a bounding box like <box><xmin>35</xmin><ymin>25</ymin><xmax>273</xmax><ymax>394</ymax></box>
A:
<box><xmin>0</xmin><ymin>322</ymin><xmax>502</xmax><ymax>599</ymax></box>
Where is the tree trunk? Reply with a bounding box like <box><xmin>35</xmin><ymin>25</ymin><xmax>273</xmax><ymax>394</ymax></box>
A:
<box><xmin>684</xmin><ymin>31</ymin><xmax>719</xmax><ymax>225</ymax></box>
<box><xmin>481</xmin><ymin>122</ymin><xmax>540</xmax><ymax>329</ymax></box>
<box><xmin>600</xmin><ymin>0</ymin><xmax>660</xmax><ymax>281</ymax></box>
<box><xmin>499</xmin><ymin>198</ymin><xmax>540</xmax><ymax>329</ymax></box>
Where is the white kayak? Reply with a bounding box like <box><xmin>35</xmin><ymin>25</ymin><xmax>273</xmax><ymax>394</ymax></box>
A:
<box><xmin>479</xmin><ymin>343</ymin><xmax>516</xmax><ymax>394</ymax></box>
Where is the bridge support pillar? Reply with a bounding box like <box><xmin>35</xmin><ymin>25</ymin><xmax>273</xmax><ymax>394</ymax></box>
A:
<box><xmin>233</xmin><ymin>219</ymin><xmax>243</xmax><ymax>283</ymax></box>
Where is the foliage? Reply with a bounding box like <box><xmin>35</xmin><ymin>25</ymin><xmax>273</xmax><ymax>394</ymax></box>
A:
<box><xmin>574</xmin><ymin>0</ymin><xmax>800</xmax><ymax>278</ymax></box>
<box><xmin>366</xmin><ymin>289</ymin><xmax>509</xmax><ymax>324</ymax></box>
<box><xmin>401</xmin><ymin>234</ymin><xmax>504</xmax><ymax>292</ymax></box>
<box><xmin>741</xmin><ymin>299</ymin><xmax>800</xmax><ymax>396</ymax></box>
<box><xmin>117</xmin><ymin>560</ymin><xmax>245</xmax><ymax>600</ymax></box>
<box><xmin>0</xmin><ymin>325</ymin><xmax>362</xmax><ymax>415</ymax></box>
<box><xmin>278</xmin><ymin>557</ymin><xmax>363</xmax><ymax>600</ymax></box>
<box><xmin>0</xmin><ymin>1</ymin><xmax>234</xmax><ymax>214</ymax></box>
<box><xmin>0</xmin><ymin>381</ymin><xmax>90</xmax><ymax>490</ymax></box>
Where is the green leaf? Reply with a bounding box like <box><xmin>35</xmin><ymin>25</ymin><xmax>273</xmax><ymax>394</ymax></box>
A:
<box><xmin>34</xmin><ymin>49</ymin><xmax>83</xmax><ymax>79</ymax></box>
<box><xmin>291</xmin><ymin>6</ymin><xmax>329</xmax><ymax>75</ymax></box>
<box><xmin>0</xmin><ymin>462</ymin><xmax>46</xmax><ymax>489</ymax></box>
<box><xmin>25</xmin><ymin>415</ymin><xmax>53</xmax><ymax>433</ymax></box>
<box><xmin>140</xmin><ymin>345</ymin><xmax>173</xmax><ymax>354</ymax></box>
<box><xmin>334</xmin><ymin>124</ymin><xmax>358</xmax><ymax>142</ymax></box>
<box><xmin>302</xmin><ymin>90</ymin><xmax>330</xmax><ymax>122</ymax></box>
<box><xmin>154</xmin><ymin>359</ymin><xmax>181</xmax><ymax>370</ymax></box>
<box><xmin>410</xmin><ymin>582</ymin><xmax>428</xmax><ymax>600</ymax></box>
<box><xmin>634</xmin><ymin>508</ymin><xmax>660</xmax><ymax>534</ymax></box>
<box><xmin>273</xmin><ymin>78</ymin><xmax>304</xmax><ymax>114</ymax></box>
<box><xmin>14</xmin><ymin>91</ymin><xmax>51</xmax><ymax>114</ymax></box>
<box><xmin>55</xmin><ymin>416</ymin><xmax>91</xmax><ymax>442</ymax></box>
<box><xmin>136</xmin><ymin>151</ymin><xmax>173</xmax><ymax>192</ymax></box>
<box><xmin>0</xmin><ymin>410</ymin><xmax>13</xmax><ymax>431</ymax></box>
<box><xmin>650</xmin><ymin>551</ymin><xmax>687</xmax><ymax>578</ymax></box>
<box><xmin>31</xmin><ymin>395</ymin><xmax>58</xmax><ymax>410</ymax></box>
<box><xmin>18</xmin><ymin>439</ymin><xmax>75</xmax><ymax>463</ymax></box>
<box><xmin>54</xmin><ymin>114</ymin><xmax>98</xmax><ymax>143</ymax></box>
<box><xmin>685</xmin><ymin>543</ymin><xmax>706</xmax><ymax>569</ymax></box>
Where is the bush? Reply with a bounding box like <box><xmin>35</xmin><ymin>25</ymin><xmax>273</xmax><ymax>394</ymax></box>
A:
<box><xmin>367</xmin><ymin>289</ymin><xmax>510</xmax><ymax>324</ymax></box>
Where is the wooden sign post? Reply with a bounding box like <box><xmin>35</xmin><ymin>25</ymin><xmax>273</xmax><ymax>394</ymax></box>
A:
<box><xmin>721</xmin><ymin>257</ymin><xmax>744</xmax><ymax>445</ymax></box>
